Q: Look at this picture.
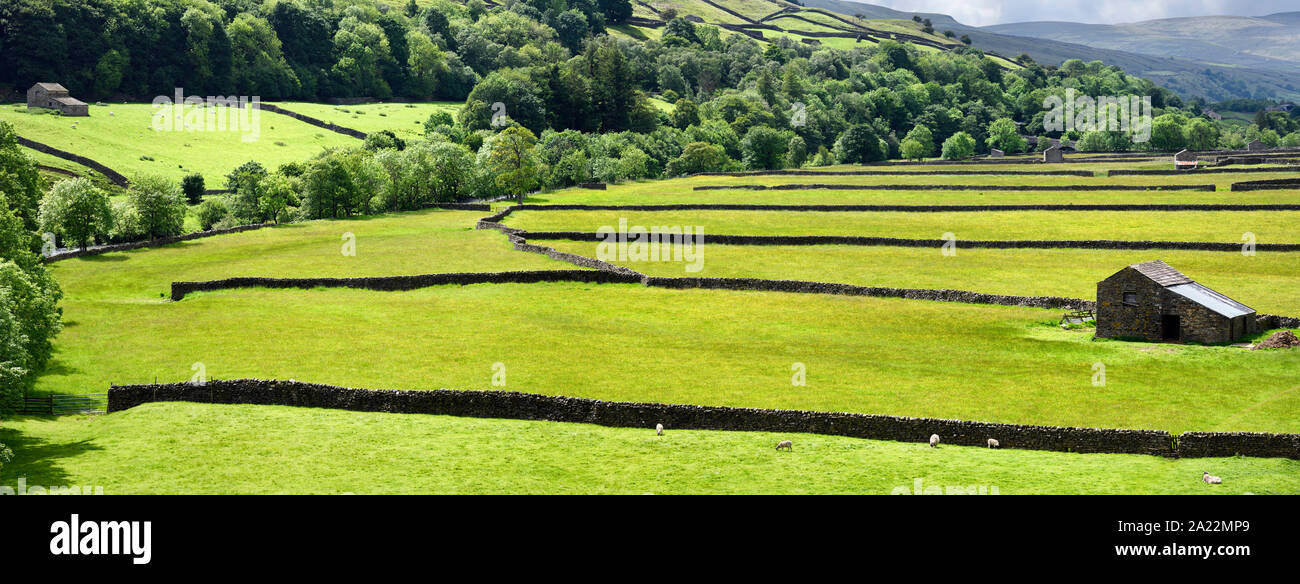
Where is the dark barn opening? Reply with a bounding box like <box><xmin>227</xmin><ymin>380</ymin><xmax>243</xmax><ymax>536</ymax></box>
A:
<box><xmin>1161</xmin><ymin>315</ymin><xmax>1181</xmax><ymax>340</ymax></box>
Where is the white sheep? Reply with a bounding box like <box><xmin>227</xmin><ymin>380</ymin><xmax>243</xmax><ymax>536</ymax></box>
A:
<box><xmin>1203</xmin><ymin>471</ymin><xmax>1222</xmax><ymax>484</ymax></box>
<box><xmin>987</xmin><ymin>438</ymin><xmax>1000</xmax><ymax>448</ymax></box>
<box><xmin>776</xmin><ymin>440</ymin><xmax>793</xmax><ymax>451</ymax></box>
<box><xmin>655</xmin><ymin>423</ymin><xmax>664</xmax><ymax>436</ymax></box>
<box><xmin>929</xmin><ymin>434</ymin><xmax>940</xmax><ymax>448</ymax></box>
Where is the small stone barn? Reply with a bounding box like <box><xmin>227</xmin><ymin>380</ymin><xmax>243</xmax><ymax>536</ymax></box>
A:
<box><xmin>1173</xmin><ymin>149</ymin><xmax>1197</xmax><ymax>170</ymax></box>
<box><xmin>26</xmin><ymin>83</ymin><xmax>88</xmax><ymax>116</ymax></box>
<box><xmin>1096</xmin><ymin>260</ymin><xmax>1257</xmax><ymax>344</ymax></box>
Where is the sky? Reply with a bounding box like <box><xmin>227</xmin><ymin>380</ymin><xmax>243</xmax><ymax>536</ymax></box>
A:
<box><xmin>861</xmin><ymin>0</ymin><xmax>1298</xmax><ymax>26</ymax></box>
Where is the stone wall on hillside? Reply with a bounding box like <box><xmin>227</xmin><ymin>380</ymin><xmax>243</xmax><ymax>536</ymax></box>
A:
<box><xmin>105</xmin><ymin>379</ymin><xmax>1300</xmax><ymax>459</ymax></box>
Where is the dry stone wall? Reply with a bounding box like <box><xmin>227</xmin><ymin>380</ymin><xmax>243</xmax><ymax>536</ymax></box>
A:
<box><xmin>104</xmin><ymin>380</ymin><xmax>1300</xmax><ymax>459</ymax></box>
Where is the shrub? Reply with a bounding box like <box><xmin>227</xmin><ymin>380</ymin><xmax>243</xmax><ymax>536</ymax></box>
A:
<box><xmin>902</xmin><ymin>125</ymin><xmax>934</xmax><ymax>158</ymax></box>
<box><xmin>107</xmin><ymin>199</ymin><xmax>141</xmax><ymax>243</ymax></box>
<box><xmin>197</xmin><ymin>200</ymin><xmax>229</xmax><ymax>231</ymax></box>
<box><xmin>363</xmin><ymin>129</ymin><xmax>407</xmax><ymax>151</ymax></box>
<box><xmin>665</xmin><ymin>142</ymin><xmax>729</xmax><ymax>176</ymax></box>
<box><xmin>940</xmin><ymin>131</ymin><xmax>976</xmax><ymax>160</ymax></box>
<box><xmin>986</xmin><ymin>118</ymin><xmax>1026</xmax><ymax>154</ymax></box>
<box><xmin>834</xmin><ymin>125</ymin><xmax>886</xmax><ymax>164</ymax></box>
<box><xmin>181</xmin><ymin>173</ymin><xmax>206</xmax><ymax>205</ymax></box>
<box><xmin>38</xmin><ymin>178</ymin><xmax>113</xmax><ymax>250</ymax></box>
<box><xmin>129</xmin><ymin>175</ymin><xmax>186</xmax><ymax>239</ymax></box>
<box><xmin>900</xmin><ymin>138</ymin><xmax>927</xmax><ymax>161</ymax></box>
<box><xmin>786</xmin><ymin>135</ymin><xmax>808</xmax><ymax>168</ymax></box>
<box><xmin>551</xmin><ymin>149</ymin><xmax>590</xmax><ymax>188</ymax></box>
<box><xmin>740</xmin><ymin>126</ymin><xmax>789</xmax><ymax>170</ymax></box>
<box><xmin>423</xmin><ymin>111</ymin><xmax>456</xmax><ymax>136</ymax></box>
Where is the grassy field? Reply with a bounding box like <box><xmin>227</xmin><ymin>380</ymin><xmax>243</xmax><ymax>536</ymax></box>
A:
<box><xmin>543</xmin><ymin>239</ymin><xmax>1300</xmax><ymax>315</ymax></box>
<box><xmin>0</xmin><ymin>102</ymin><xmax>358</xmax><ymax>185</ymax></box>
<box><xmin>521</xmin><ymin>166</ymin><xmax>1300</xmax><ymax>206</ymax></box>
<box><xmin>505</xmin><ymin>209</ymin><xmax>1300</xmax><ymax>243</ymax></box>
<box><xmin>10</xmin><ymin>158</ymin><xmax>1300</xmax><ymax>495</ymax></box>
<box><xmin>34</xmin><ymin>274</ymin><xmax>1300</xmax><ymax>433</ymax></box>
<box><xmin>51</xmin><ymin>208</ymin><xmax>568</xmax><ymax>300</ymax></box>
<box><xmin>267</xmin><ymin>101</ymin><xmax>460</xmax><ymax>140</ymax></box>
<box><xmin>3</xmin><ymin>402</ymin><xmax>1296</xmax><ymax>494</ymax></box>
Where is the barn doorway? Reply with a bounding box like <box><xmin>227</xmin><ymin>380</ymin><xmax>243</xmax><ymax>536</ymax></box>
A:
<box><xmin>1161</xmin><ymin>315</ymin><xmax>1181</xmax><ymax>340</ymax></box>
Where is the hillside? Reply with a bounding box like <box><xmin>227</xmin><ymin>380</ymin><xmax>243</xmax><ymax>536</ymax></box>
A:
<box><xmin>985</xmin><ymin>15</ymin><xmax>1300</xmax><ymax>75</ymax></box>
<box><xmin>626</xmin><ymin>0</ymin><xmax>992</xmax><ymax>57</ymax></box>
<box><xmin>801</xmin><ymin>0</ymin><xmax>1300</xmax><ymax>101</ymax></box>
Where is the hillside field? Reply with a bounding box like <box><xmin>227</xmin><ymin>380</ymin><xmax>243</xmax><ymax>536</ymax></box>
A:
<box><xmin>3</xmin><ymin>402</ymin><xmax>1296</xmax><ymax>494</ymax></box>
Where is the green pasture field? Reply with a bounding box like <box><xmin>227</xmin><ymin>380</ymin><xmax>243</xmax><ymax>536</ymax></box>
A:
<box><xmin>51</xmin><ymin>209</ymin><xmax>567</xmax><ymax>301</ymax></box>
<box><xmin>542</xmin><ymin>238</ymin><xmax>1300</xmax><ymax>316</ymax></box>
<box><xmin>0</xmin><ymin>102</ymin><xmax>359</xmax><ymax>185</ymax></box>
<box><xmin>32</xmin><ymin>267</ymin><xmax>1300</xmax><ymax>434</ymax></box>
<box><xmin>505</xmin><ymin>209</ymin><xmax>1300</xmax><ymax>243</ymax></box>
<box><xmin>266</xmin><ymin>101</ymin><xmax>460</xmax><ymax>140</ymax></box>
<box><xmin>4</xmin><ymin>402</ymin><xmax>1295</xmax><ymax>494</ymax></box>
<box><xmin>524</xmin><ymin>185</ymin><xmax>1300</xmax><ymax>206</ymax></box>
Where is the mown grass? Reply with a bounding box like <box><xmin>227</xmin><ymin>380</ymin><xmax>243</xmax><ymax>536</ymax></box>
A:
<box><xmin>0</xmin><ymin>102</ymin><xmax>358</xmax><ymax>184</ymax></box>
<box><xmin>2</xmin><ymin>402</ymin><xmax>1296</xmax><ymax>494</ymax></box>
<box><xmin>506</xmin><ymin>209</ymin><xmax>1300</xmax><ymax>243</ymax></box>
<box><xmin>33</xmin><ymin>280</ymin><xmax>1300</xmax><ymax>434</ymax></box>
<box><xmin>543</xmin><ymin>239</ymin><xmax>1300</xmax><ymax>315</ymax></box>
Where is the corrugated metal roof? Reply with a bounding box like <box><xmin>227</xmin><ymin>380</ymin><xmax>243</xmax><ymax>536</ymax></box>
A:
<box><xmin>1167</xmin><ymin>282</ymin><xmax>1255</xmax><ymax>318</ymax></box>
<box><xmin>1131</xmin><ymin>260</ymin><xmax>1193</xmax><ymax>286</ymax></box>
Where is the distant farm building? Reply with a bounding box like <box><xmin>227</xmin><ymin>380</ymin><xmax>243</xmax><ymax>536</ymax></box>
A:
<box><xmin>1247</xmin><ymin>139</ymin><xmax>1268</xmax><ymax>152</ymax></box>
<box><xmin>1043</xmin><ymin>145</ymin><xmax>1064</xmax><ymax>163</ymax></box>
<box><xmin>1096</xmin><ymin>260</ymin><xmax>1257</xmax><ymax>344</ymax></box>
<box><xmin>27</xmin><ymin>83</ymin><xmax>88</xmax><ymax>116</ymax></box>
<box><xmin>1174</xmin><ymin>149</ymin><xmax>1197</xmax><ymax>171</ymax></box>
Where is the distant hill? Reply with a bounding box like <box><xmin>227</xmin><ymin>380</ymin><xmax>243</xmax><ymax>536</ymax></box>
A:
<box><xmin>800</xmin><ymin>0</ymin><xmax>1300</xmax><ymax>102</ymax></box>
<box><xmin>985</xmin><ymin>15</ymin><xmax>1300</xmax><ymax>74</ymax></box>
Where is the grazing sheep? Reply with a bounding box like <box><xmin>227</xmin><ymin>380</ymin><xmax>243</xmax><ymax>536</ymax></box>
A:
<box><xmin>1203</xmin><ymin>472</ymin><xmax>1222</xmax><ymax>484</ymax></box>
<box><xmin>929</xmin><ymin>434</ymin><xmax>940</xmax><ymax>448</ymax></box>
<box><xmin>655</xmin><ymin>423</ymin><xmax>664</xmax><ymax>436</ymax></box>
<box><xmin>987</xmin><ymin>438</ymin><xmax>1000</xmax><ymax>448</ymax></box>
<box><xmin>776</xmin><ymin>440</ymin><xmax>793</xmax><ymax>451</ymax></box>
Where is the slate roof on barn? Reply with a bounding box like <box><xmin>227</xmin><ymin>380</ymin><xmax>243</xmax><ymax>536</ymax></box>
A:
<box><xmin>1128</xmin><ymin>260</ymin><xmax>1255</xmax><ymax>318</ymax></box>
<box><xmin>1130</xmin><ymin>260</ymin><xmax>1193</xmax><ymax>286</ymax></box>
<box><xmin>32</xmin><ymin>82</ymin><xmax>69</xmax><ymax>93</ymax></box>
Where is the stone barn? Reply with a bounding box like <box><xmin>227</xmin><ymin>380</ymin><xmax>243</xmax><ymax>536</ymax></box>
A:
<box><xmin>1096</xmin><ymin>260</ymin><xmax>1257</xmax><ymax>344</ymax></box>
<box><xmin>27</xmin><ymin>83</ymin><xmax>88</xmax><ymax>116</ymax></box>
<box><xmin>1043</xmin><ymin>145</ymin><xmax>1064</xmax><ymax>163</ymax></box>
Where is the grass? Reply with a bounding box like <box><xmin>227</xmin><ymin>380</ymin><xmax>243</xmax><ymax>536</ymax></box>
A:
<box><xmin>523</xmin><ymin>166</ymin><xmax>1300</xmax><ymax>206</ymax></box>
<box><xmin>3</xmin><ymin>402</ymin><xmax>1297</xmax><ymax>494</ymax></box>
<box><xmin>32</xmin><ymin>278</ymin><xmax>1300</xmax><ymax>434</ymax></box>
<box><xmin>267</xmin><ymin>101</ymin><xmax>460</xmax><ymax>140</ymax></box>
<box><xmin>543</xmin><ymin>239</ymin><xmax>1300</xmax><ymax>315</ymax></box>
<box><xmin>10</xmin><ymin>157</ymin><xmax>1300</xmax><ymax>497</ymax></box>
<box><xmin>50</xmin><ymin>208</ymin><xmax>570</xmax><ymax>300</ymax></box>
<box><xmin>0</xmin><ymin>102</ymin><xmax>358</xmax><ymax>185</ymax></box>
<box><xmin>505</xmin><ymin>209</ymin><xmax>1300</xmax><ymax>243</ymax></box>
